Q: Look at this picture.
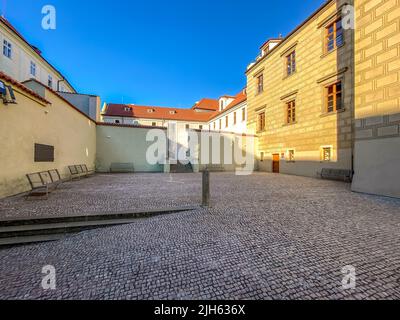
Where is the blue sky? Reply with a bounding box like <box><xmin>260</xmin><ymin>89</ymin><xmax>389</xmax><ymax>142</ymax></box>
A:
<box><xmin>3</xmin><ymin>0</ymin><xmax>324</xmax><ymax>108</ymax></box>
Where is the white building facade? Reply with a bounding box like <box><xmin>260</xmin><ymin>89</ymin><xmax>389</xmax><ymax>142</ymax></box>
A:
<box><xmin>0</xmin><ymin>17</ymin><xmax>75</xmax><ymax>93</ymax></box>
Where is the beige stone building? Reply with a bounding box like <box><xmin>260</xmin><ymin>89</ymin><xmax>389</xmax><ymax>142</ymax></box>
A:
<box><xmin>0</xmin><ymin>72</ymin><xmax>96</xmax><ymax>198</ymax></box>
<box><xmin>352</xmin><ymin>0</ymin><xmax>400</xmax><ymax>198</ymax></box>
<box><xmin>246</xmin><ymin>0</ymin><xmax>355</xmax><ymax>178</ymax></box>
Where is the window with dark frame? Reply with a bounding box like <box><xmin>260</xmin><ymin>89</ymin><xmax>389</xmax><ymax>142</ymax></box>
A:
<box><xmin>233</xmin><ymin>112</ymin><xmax>237</xmax><ymax>125</ymax></box>
<box><xmin>199</xmin><ymin>125</ymin><xmax>203</xmax><ymax>130</ymax></box>
<box><xmin>257</xmin><ymin>112</ymin><xmax>265</xmax><ymax>132</ymax></box>
<box><xmin>326</xmin><ymin>19</ymin><xmax>343</xmax><ymax>53</ymax></box>
<box><xmin>326</xmin><ymin>81</ymin><xmax>342</xmax><ymax>113</ymax></box>
<box><xmin>286</xmin><ymin>51</ymin><xmax>296</xmax><ymax>76</ymax></box>
<box><xmin>213</xmin><ymin>122</ymin><xmax>216</xmax><ymax>130</ymax></box>
<box><xmin>225</xmin><ymin>116</ymin><xmax>229</xmax><ymax>128</ymax></box>
<box><xmin>286</xmin><ymin>100</ymin><xmax>296</xmax><ymax>124</ymax></box>
<box><xmin>242</xmin><ymin>108</ymin><xmax>246</xmax><ymax>122</ymax></box>
<box><xmin>219</xmin><ymin>119</ymin><xmax>222</xmax><ymax>130</ymax></box>
<box><xmin>257</xmin><ymin>73</ymin><xmax>264</xmax><ymax>94</ymax></box>
<box><xmin>153</xmin><ymin>122</ymin><xmax>157</xmax><ymax>127</ymax></box>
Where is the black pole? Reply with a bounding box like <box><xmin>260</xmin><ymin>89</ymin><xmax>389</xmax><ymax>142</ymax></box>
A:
<box><xmin>202</xmin><ymin>170</ymin><xmax>210</xmax><ymax>207</ymax></box>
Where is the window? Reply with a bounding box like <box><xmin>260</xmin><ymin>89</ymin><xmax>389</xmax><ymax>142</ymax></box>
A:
<box><xmin>233</xmin><ymin>112</ymin><xmax>237</xmax><ymax>125</ymax></box>
<box><xmin>48</xmin><ymin>75</ymin><xmax>53</xmax><ymax>88</ymax></box>
<box><xmin>152</xmin><ymin>122</ymin><xmax>157</xmax><ymax>127</ymax></box>
<box><xmin>260</xmin><ymin>152</ymin><xmax>264</xmax><ymax>162</ymax></box>
<box><xmin>257</xmin><ymin>73</ymin><xmax>264</xmax><ymax>94</ymax></box>
<box><xmin>322</xmin><ymin>147</ymin><xmax>332</xmax><ymax>162</ymax></box>
<box><xmin>286</xmin><ymin>51</ymin><xmax>296</xmax><ymax>76</ymax></box>
<box><xmin>225</xmin><ymin>116</ymin><xmax>229</xmax><ymax>128</ymax></box>
<box><xmin>186</xmin><ymin>124</ymin><xmax>190</xmax><ymax>129</ymax></box>
<box><xmin>199</xmin><ymin>125</ymin><xmax>203</xmax><ymax>130</ymax></box>
<box><xmin>115</xmin><ymin>120</ymin><xmax>120</xmax><ymax>124</ymax></box>
<box><xmin>220</xmin><ymin>100</ymin><xmax>224</xmax><ymax>110</ymax></box>
<box><xmin>3</xmin><ymin>40</ymin><xmax>12</xmax><ymax>59</ymax></box>
<box><xmin>257</xmin><ymin>112</ymin><xmax>265</xmax><ymax>132</ymax></box>
<box><xmin>326</xmin><ymin>19</ymin><xmax>343</xmax><ymax>53</ymax></box>
<box><xmin>30</xmin><ymin>61</ymin><xmax>36</xmax><ymax>77</ymax></box>
<box><xmin>287</xmin><ymin>150</ymin><xmax>295</xmax><ymax>162</ymax></box>
<box><xmin>326</xmin><ymin>82</ymin><xmax>343</xmax><ymax>113</ymax></box>
<box><xmin>286</xmin><ymin>100</ymin><xmax>296</xmax><ymax>124</ymax></box>
<box><xmin>242</xmin><ymin>108</ymin><xmax>246</xmax><ymax>122</ymax></box>
<box><xmin>124</xmin><ymin>107</ymin><xmax>132</xmax><ymax>112</ymax></box>
<box><xmin>213</xmin><ymin>122</ymin><xmax>216</xmax><ymax>130</ymax></box>
<box><xmin>219</xmin><ymin>119</ymin><xmax>222</xmax><ymax>130</ymax></box>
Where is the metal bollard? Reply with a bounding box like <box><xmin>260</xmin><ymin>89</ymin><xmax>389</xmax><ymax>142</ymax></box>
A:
<box><xmin>202</xmin><ymin>170</ymin><xmax>210</xmax><ymax>207</ymax></box>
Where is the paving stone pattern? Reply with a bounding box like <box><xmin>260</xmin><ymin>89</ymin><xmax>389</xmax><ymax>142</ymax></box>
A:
<box><xmin>0</xmin><ymin>173</ymin><xmax>399</xmax><ymax>300</ymax></box>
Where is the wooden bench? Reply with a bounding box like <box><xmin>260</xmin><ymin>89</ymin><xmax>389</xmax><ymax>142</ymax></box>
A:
<box><xmin>320</xmin><ymin>168</ymin><xmax>352</xmax><ymax>182</ymax></box>
<box><xmin>110</xmin><ymin>163</ymin><xmax>134</xmax><ymax>173</ymax></box>
<box><xmin>26</xmin><ymin>169</ymin><xmax>64</xmax><ymax>200</ymax></box>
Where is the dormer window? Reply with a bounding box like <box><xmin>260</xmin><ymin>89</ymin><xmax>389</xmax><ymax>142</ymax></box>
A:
<box><xmin>169</xmin><ymin>110</ymin><xmax>177</xmax><ymax>115</ymax></box>
<box><xmin>124</xmin><ymin>107</ymin><xmax>132</xmax><ymax>112</ymax></box>
<box><xmin>147</xmin><ymin>109</ymin><xmax>155</xmax><ymax>113</ymax></box>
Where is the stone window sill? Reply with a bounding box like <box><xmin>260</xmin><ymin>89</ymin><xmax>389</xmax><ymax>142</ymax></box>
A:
<box><xmin>320</xmin><ymin>109</ymin><xmax>346</xmax><ymax>118</ymax></box>
<box><xmin>282</xmin><ymin>121</ymin><xmax>297</xmax><ymax>127</ymax></box>
<box><xmin>321</xmin><ymin>43</ymin><xmax>345</xmax><ymax>59</ymax></box>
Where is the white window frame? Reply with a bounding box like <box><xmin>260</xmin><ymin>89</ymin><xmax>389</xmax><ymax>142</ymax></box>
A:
<box><xmin>320</xmin><ymin>145</ymin><xmax>333</xmax><ymax>162</ymax></box>
<box><xmin>286</xmin><ymin>149</ymin><xmax>295</xmax><ymax>162</ymax></box>
<box><xmin>30</xmin><ymin>61</ymin><xmax>37</xmax><ymax>77</ymax></box>
<box><xmin>3</xmin><ymin>39</ymin><xmax>12</xmax><ymax>59</ymax></box>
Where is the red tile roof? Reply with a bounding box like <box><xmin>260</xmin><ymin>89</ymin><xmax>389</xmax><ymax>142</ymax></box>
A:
<box><xmin>0</xmin><ymin>72</ymin><xmax>51</xmax><ymax>104</ymax></box>
<box><xmin>104</xmin><ymin>90</ymin><xmax>247</xmax><ymax>123</ymax></box>
<box><xmin>0</xmin><ymin>17</ymin><xmax>76</xmax><ymax>93</ymax></box>
<box><xmin>103</xmin><ymin>104</ymin><xmax>216</xmax><ymax>122</ymax></box>
<box><xmin>192</xmin><ymin>98</ymin><xmax>219</xmax><ymax>111</ymax></box>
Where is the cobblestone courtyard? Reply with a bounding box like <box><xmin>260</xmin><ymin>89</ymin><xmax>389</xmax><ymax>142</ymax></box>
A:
<box><xmin>0</xmin><ymin>173</ymin><xmax>399</xmax><ymax>300</ymax></box>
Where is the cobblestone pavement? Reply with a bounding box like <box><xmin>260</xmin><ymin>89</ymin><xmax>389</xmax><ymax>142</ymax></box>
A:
<box><xmin>0</xmin><ymin>173</ymin><xmax>399</xmax><ymax>300</ymax></box>
<box><xmin>0</xmin><ymin>174</ymin><xmax>202</xmax><ymax>219</ymax></box>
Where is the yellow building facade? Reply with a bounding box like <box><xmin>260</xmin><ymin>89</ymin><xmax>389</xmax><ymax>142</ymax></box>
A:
<box><xmin>0</xmin><ymin>73</ymin><xmax>96</xmax><ymax>198</ymax></box>
<box><xmin>246</xmin><ymin>0</ymin><xmax>355</xmax><ymax>177</ymax></box>
<box><xmin>352</xmin><ymin>0</ymin><xmax>400</xmax><ymax>198</ymax></box>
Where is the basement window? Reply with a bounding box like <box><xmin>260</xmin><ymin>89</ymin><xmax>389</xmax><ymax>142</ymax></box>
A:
<box><xmin>287</xmin><ymin>149</ymin><xmax>295</xmax><ymax>162</ymax></box>
<box><xmin>321</xmin><ymin>147</ymin><xmax>332</xmax><ymax>162</ymax></box>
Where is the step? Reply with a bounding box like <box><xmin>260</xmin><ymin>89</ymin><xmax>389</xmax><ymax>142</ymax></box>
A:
<box><xmin>0</xmin><ymin>206</ymin><xmax>200</xmax><ymax>247</ymax></box>
<box><xmin>0</xmin><ymin>218</ymin><xmax>140</xmax><ymax>238</ymax></box>
<box><xmin>0</xmin><ymin>206</ymin><xmax>199</xmax><ymax>227</ymax></box>
<box><xmin>0</xmin><ymin>234</ymin><xmax>64</xmax><ymax>247</ymax></box>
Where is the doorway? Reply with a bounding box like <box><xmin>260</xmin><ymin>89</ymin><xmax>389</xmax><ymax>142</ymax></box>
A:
<box><xmin>272</xmin><ymin>154</ymin><xmax>280</xmax><ymax>173</ymax></box>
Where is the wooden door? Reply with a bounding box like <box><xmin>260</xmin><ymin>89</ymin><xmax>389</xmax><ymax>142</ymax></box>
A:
<box><xmin>272</xmin><ymin>154</ymin><xmax>280</xmax><ymax>173</ymax></box>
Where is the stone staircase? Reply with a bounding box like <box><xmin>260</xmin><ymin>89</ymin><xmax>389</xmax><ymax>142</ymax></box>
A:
<box><xmin>0</xmin><ymin>206</ymin><xmax>198</xmax><ymax>247</ymax></box>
